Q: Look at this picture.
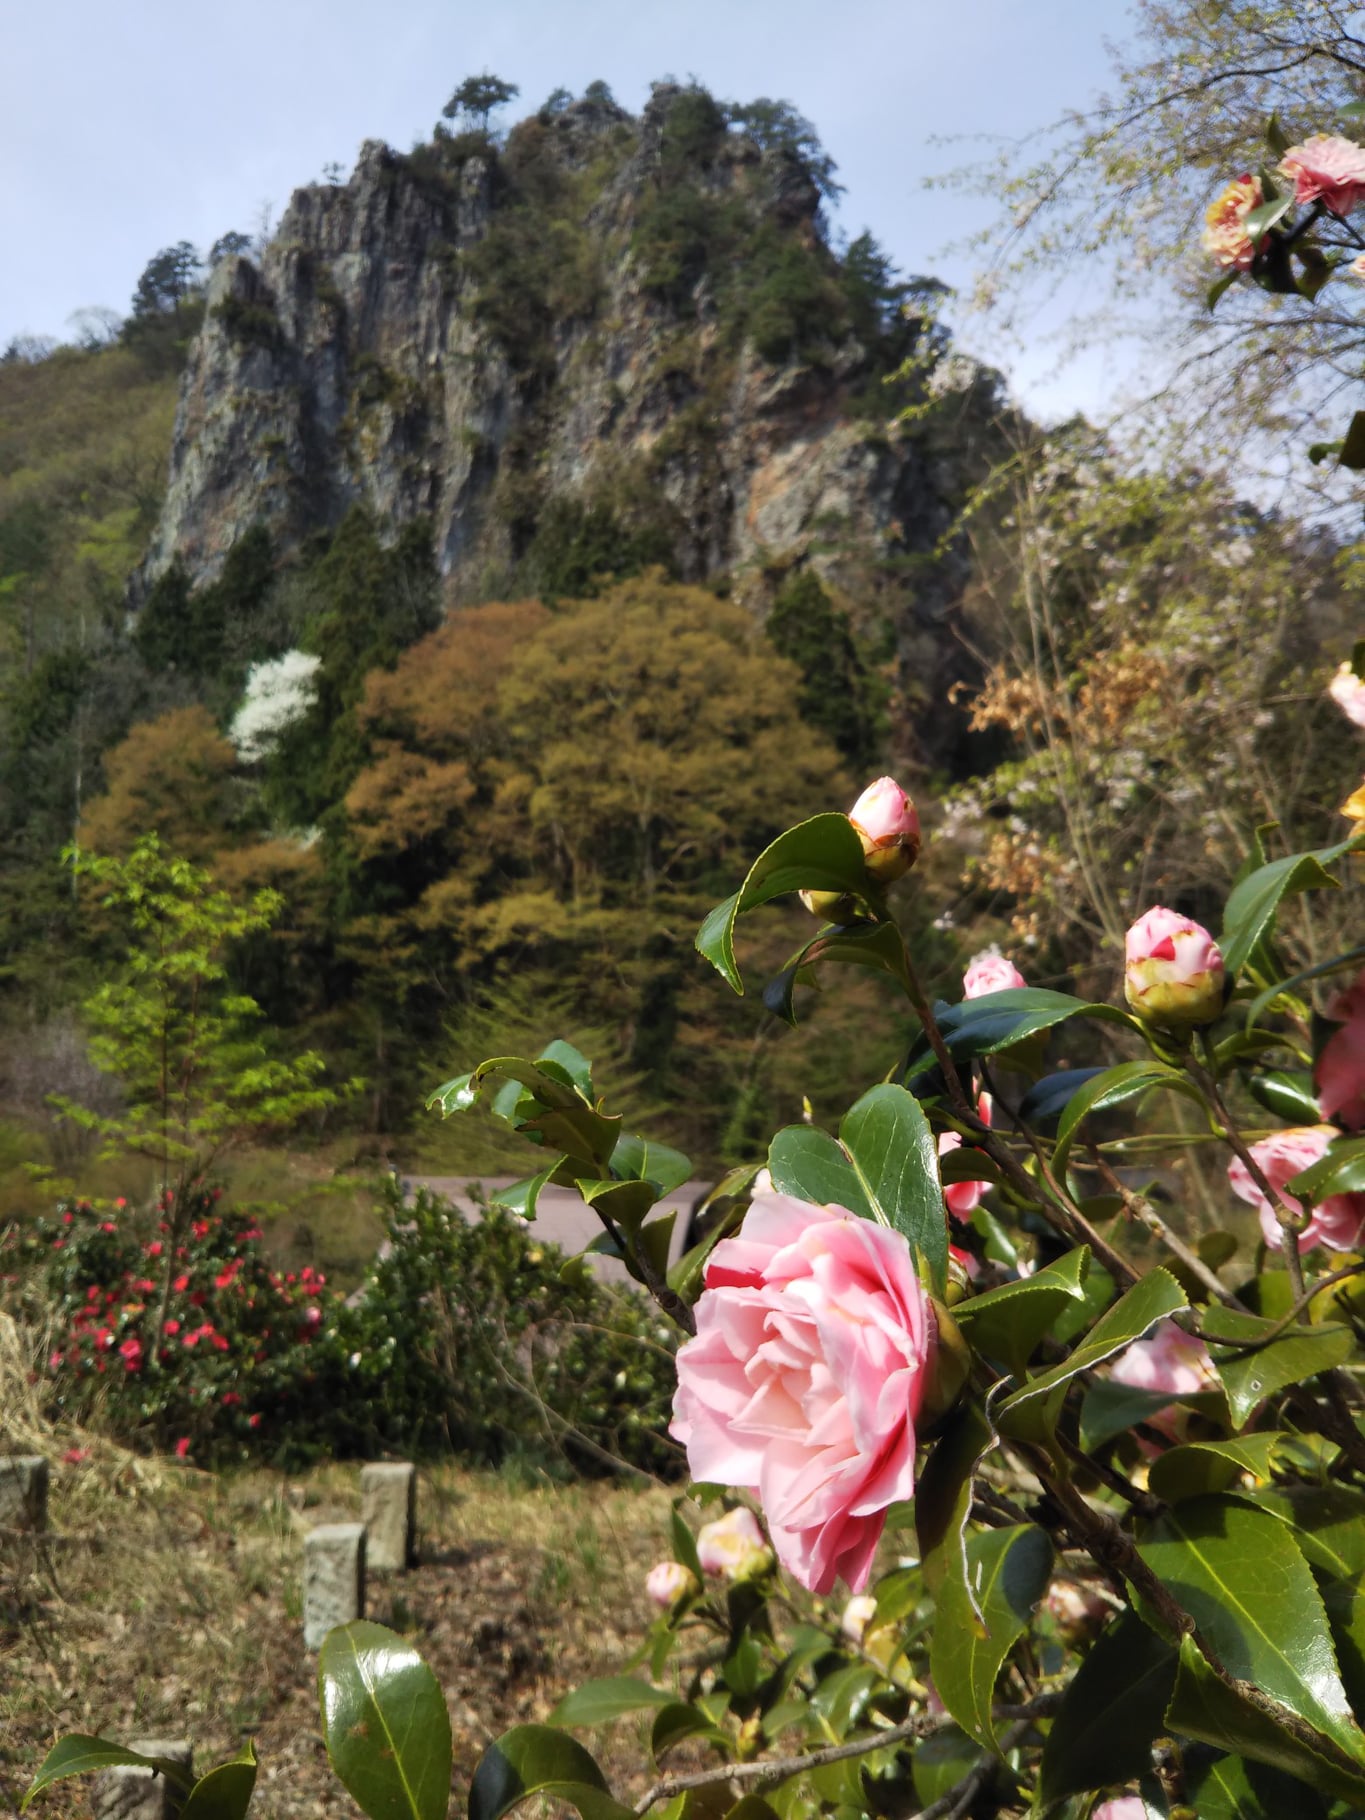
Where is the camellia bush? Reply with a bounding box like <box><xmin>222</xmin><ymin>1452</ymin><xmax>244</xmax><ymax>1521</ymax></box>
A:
<box><xmin>26</xmin><ymin>673</ymin><xmax>1365</xmax><ymax>1818</ymax></box>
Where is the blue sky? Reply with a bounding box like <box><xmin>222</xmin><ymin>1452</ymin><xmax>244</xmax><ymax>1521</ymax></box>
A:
<box><xmin>2</xmin><ymin>0</ymin><xmax>1136</xmax><ymax>416</ymax></box>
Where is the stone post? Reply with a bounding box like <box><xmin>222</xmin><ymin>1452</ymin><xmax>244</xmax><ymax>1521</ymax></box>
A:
<box><xmin>0</xmin><ymin>1455</ymin><xmax>49</xmax><ymax>1532</ymax></box>
<box><xmin>93</xmin><ymin>1740</ymin><xmax>193</xmax><ymax>1820</ymax></box>
<box><xmin>360</xmin><ymin>1463</ymin><xmax>416</xmax><ymax>1570</ymax></box>
<box><xmin>304</xmin><ymin>1521</ymin><xmax>366</xmax><ymax>1650</ymax></box>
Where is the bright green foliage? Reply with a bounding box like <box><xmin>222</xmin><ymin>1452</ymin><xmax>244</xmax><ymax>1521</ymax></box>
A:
<box><xmin>319</xmin><ymin>1623</ymin><xmax>452</xmax><ymax>1820</ymax></box>
<box><xmin>55</xmin><ymin>837</ymin><xmax>339</xmax><ymax>1200</ymax></box>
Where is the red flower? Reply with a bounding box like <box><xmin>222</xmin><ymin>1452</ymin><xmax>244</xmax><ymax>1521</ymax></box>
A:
<box><xmin>190</xmin><ymin>1290</ymin><xmax>206</xmax><ymax>1308</ymax></box>
<box><xmin>146</xmin><ymin>1241</ymin><xmax>163</xmax><ymax>1258</ymax></box>
<box><xmin>164</xmin><ymin>1318</ymin><xmax>181</xmax><ymax>1336</ymax></box>
<box><xmin>51</xmin><ymin>1238</ymin><xmax>65</xmax><ymax>1250</ymax></box>
<box><xmin>100</xmin><ymin>1221</ymin><xmax>117</xmax><ymax>1233</ymax></box>
<box><xmin>95</xmin><ymin>1327</ymin><xmax>113</xmax><ymax>1351</ymax></box>
<box><xmin>85</xmin><ymin>1285</ymin><xmax>101</xmax><ymax>1301</ymax></box>
<box><xmin>221</xmin><ymin>1391</ymin><xmax>241</xmax><ymax>1407</ymax></box>
<box><xmin>214</xmin><ymin>1263</ymin><xmax>238</xmax><ymax>1289</ymax></box>
<box><xmin>192</xmin><ymin>1220</ymin><xmax>210</xmax><ymax>1239</ymax></box>
<box><xmin>49</xmin><ymin>1350</ymin><xmax>63</xmax><ymax>1369</ymax></box>
<box><xmin>63</xmin><ymin>1447</ymin><xmax>89</xmax><ymax>1465</ymax></box>
<box><xmin>248</xmin><ymin>1413</ymin><xmax>262</xmax><ymax>1429</ymax></box>
<box><xmin>119</xmin><ymin>1337</ymin><xmax>143</xmax><ymax>1371</ymax></box>
<box><xmin>174</xmin><ymin>1437</ymin><xmax>191</xmax><ymax>1459</ymax></box>
<box><xmin>210</xmin><ymin>1332</ymin><xmax>229</xmax><ymax>1352</ymax></box>
<box><xmin>173</xmin><ymin>1273</ymin><xmax>190</xmax><ymax>1292</ymax></box>
<box><xmin>114</xmin><ymin>1198</ymin><xmax>127</xmax><ymax>1211</ymax></box>
<box><xmin>62</xmin><ymin>1211</ymin><xmax>73</xmax><ymax>1225</ymax></box>
<box><xmin>182</xmin><ymin>1330</ymin><xmax>200</xmax><ymax>1348</ymax></box>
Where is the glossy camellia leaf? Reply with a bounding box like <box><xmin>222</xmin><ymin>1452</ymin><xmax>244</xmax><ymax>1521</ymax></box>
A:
<box><xmin>179</xmin><ymin>1743</ymin><xmax>258</xmax><ymax>1820</ymax></box>
<box><xmin>1185</xmin><ymin>1749</ymin><xmax>1327</xmax><ymax>1820</ymax></box>
<box><xmin>22</xmin><ymin>1738</ymin><xmax>194</xmax><ymax>1810</ymax></box>
<box><xmin>953</xmin><ymin>1246</ymin><xmax>1090</xmax><ymax>1378</ymax></box>
<box><xmin>1246</xmin><ymin>1485</ymin><xmax>1365</xmax><ymax>1580</ymax></box>
<box><xmin>995</xmin><ymin>1267</ymin><xmax>1187</xmax><ymax>1439</ymax></box>
<box><xmin>929</xmin><ymin>1523</ymin><xmax>1053</xmax><ymax>1752</ymax></box>
<box><xmin>901</xmin><ymin>989</ymin><xmax>1133</xmax><ymax>1083</ymax></box>
<box><xmin>1038</xmin><ymin>1611</ymin><xmax>1177</xmax><ymax>1806</ymax></box>
<box><xmin>486</xmin><ymin>1169</ymin><xmax>558</xmax><ymax>1219</ymax></box>
<box><xmin>916</xmin><ymin>1401</ymin><xmax>996</xmax><ymax>1598</ymax></box>
<box><xmin>427</xmin><ymin>1054</ymin><xmax>621</xmax><ymax>1167</ymax></box>
<box><xmin>768</xmin><ymin>1126</ymin><xmax>873</xmax><ymax>1221</ymax></box>
<box><xmin>1137</xmin><ymin>1496</ymin><xmax>1365</xmax><ymax>1772</ymax></box>
<box><xmin>1220</xmin><ymin>835</ymin><xmax>1362</xmax><ymax>980</ymax></box>
<box><xmin>1243</xmin><ymin>944</ymin><xmax>1365</xmax><ymax>1032</ymax></box>
<box><xmin>649</xmin><ymin>1703</ymin><xmax>730</xmax><ymax>1761</ymax></box>
<box><xmin>1051</xmin><ymin>1060</ymin><xmax>1202</xmax><ymax>1178</ymax></box>
<box><xmin>1147</xmin><ymin>1433</ymin><xmax>1289</xmax><ymax>1504</ymax></box>
<box><xmin>696</xmin><ymin>814</ymin><xmax>873</xmax><ymax>994</ymax></box>
<box><xmin>318</xmin><ymin>1621</ymin><xmax>452</xmax><ymax>1820</ymax></box>
<box><xmin>1016</xmin><ymin>1067</ymin><xmax>1107</xmax><ymax>1126</ymax></box>
<box><xmin>469</xmin><ymin>1725</ymin><xmax>633</xmax><ymax>1820</ymax></box>
<box><xmin>762</xmin><ymin>919</ymin><xmax>912</xmax><ymax>1026</ymax></box>
<box><xmin>1077</xmin><ymin>1379</ymin><xmax>1195</xmax><ymax>1452</ymax></box>
<box><xmin>1166</xmin><ymin>1634</ymin><xmax>1365</xmax><ymax>1806</ymax></box>
<box><xmin>839</xmin><ymin>1083</ymin><xmax>948</xmax><ymax>1294</ymax></box>
<box><xmin>575</xmin><ymin>1177</ymin><xmax>657</xmax><ymax>1239</ymax></box>
<box><xmin>608</xmin><ymin>1133</ymin><xmax>692</xmax><ymax>1196</ymax></box>
<box><xmin>1320</xmin><ymin>1573</ymin><xmax>1365</xmax><ymax>1725</ymax></box>
<box><xmin>1289</xmin><ymin>1136</ymin><xmax>1365</xmax><ymax>1201</ymax></box>
<box><xmin>911</xmin><ymin>1726</ymin><xmax>981</xmax><ymax>1809</ymax></box>
<box><xmin>1200</xmin><ymin>1305</ymin><xmax>1355</xmax><ymax>1427</ymax></box>
<box><xmin>552</xmin><ymin>1678</ymin><xmax>674</xmax><ymax>1726</ymax></box>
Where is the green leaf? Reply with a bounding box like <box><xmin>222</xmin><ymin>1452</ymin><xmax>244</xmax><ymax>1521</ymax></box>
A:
<box><xmin>430</xmin><ymin>1055</ymin><xmax>621</xmax><ymax>1167</ymax></box>
<box><xmin>1038</xmin><ymin>1611</ymin><xmax>1177</xmax><ymax>1804</ymax></box>
<box><xmin>1138</xmin><ymin>1496</ymin><xmax>1365</xmax><ymax>1768</ymax></box>
<box><xmin>696</xmin><ymin>815</ymin><xmax>872</xmax><ymax>993</ymax></box>
<box><xmin>536</xmin><ymin>1040</ymin><xmax>594</xmax><ymax>1095</ymax></box>
<box><xmin>469</xmin><ymin>1725</ymin><xmax>633</xmax><ymax>1820</ymax></box>
<box><xmin>1288</xmin><ymin>1136</ymin><xmax>1365</xmax><ymax>1201</ymax></box>
<box><xmin>911</xmin><ymin>1727</ymin><xmax>981</xmax><ymax>1808</ymax></box>
<box><xmin>1166</xmin><ymin>1633</ymin><xmax>1365</xmax><ymax>1806</ymax></box>
<box><xmin>1309</xmin><ymin>439</ymin><xmax>1344</xmax><ymax>466</ymax></box>
<box><xmin>552</xmin><ymin>1678</ymin><xmax>674</xmax><ymax>1726</ymax></box>
<box><xmin>22</xmin><ymin>1738</ymin><xmax>194</xmax><ymax>1810</ymax></box>
<box><xmin>839</xmin><ymin>1083</ymin><xmax>948</xmax><ymax>1294</ymax></box>
<box><xmin>1246</xmin><ymin>1070</ymin><xmax>1323</xmax><ymax>1124</ymax></box>
<box><xmin>768</xmin><ymin>1126</ymin><xmax>873</xmax><ymax>1221</ymax></box>
<box><xmin>929</xmin><ymin>1524</ymin><xmax>1053</xmax><ymax>1752</ymax></box>
<box><xmin>916</xmin><ymin>1401</ymin><xmax>996</xmax><ymax>1595</ymax></box>
<box><xmin>180</xmin><ymin>1743</ymin><xmax>258</xmax><ymax>1820</ymax></box>
<box><xmin>1051</xmin><ymin>1059</ymin><xmax>1201</xmax><ymax>1179</ymax></box>
<box><xmin>1077</xmin><ymin>1380</ymin><xmax>1183</xmax><ymax>1451</ymax></box>
<box><xmin>902</xmin><ymin>990</ymin><xmax>1132</xmax><ymax>1082</ymax></box>
<box><xmin>1221</xmin><ymin>839</ymin><xmax>1361</xmax><ymax>979</ymax></box>
<box><xmin>1341</xmin><ymin>411</ymin><xmax>1365</xmax><ymax>470</ymax></box>
<box><xmin>1244</xmin><ymin>1485</ymin><xmax>1365</xmax><ymax>1579</ymax></box>
<box><xmin>650</xmin><ymin>1704</ymin><xmax>729</xmax><ymax>1761</ymax></box>
<box><xmin>1207</xmin><ymin>269</ymin><xmax>1239</xmax><ymax>310</ymax></box>
<box><xmin>608</xmin><ymin>1133</ymin><xmax>691</xmax><ymax>1196</ymax></box>
<box><xmin>575</xmin><ymin>1177</ymin><xmax>657</xmax><ymax>1239</ymax></box>
<box><xmin>318</xmin><ymin>1620</ymin><xmax>452</xmax><ymax>1820</ymax></box>
<box><xmin>995</xmin><ymin>1268</ymin><xmax>1187</xmax><ymax>1439</ymax></box>
<box><xmin>1242</xmin><ymin>945</ymin><xmax>1365</xmax><ymax>1032</ymax></box>
<box><xmin>487</xmin><ymin>1169</ymin><xmax>557</xmax><ymax>1219</ymax></box>
<box><xmin>954</xmin><ymin>1247</ymin><xmax>1090</xmax><ymax>1378</ymax></box>
<box><xmin>1242</xmin><ymin>194</ymin><xmax>1294</xmax><ymax>238</ymax></box>
<box><xmin>1321</xmin><ymin>1573</ymin><xmax>1365</xmax><ymax>1725</ymax></box>
<box><xmin>1016</xmin><ymin>1068</ymin><xmax>1107</xmax><ymax>1126</ymax></box>
<box><xmin>1147</xmin><ymin>1434</ymin><xmax>1289</xmax><ymax>1504</ymax></box>
<box><xmin>1200</xmin><ymin>1305</ymin><xmax>1355</xmax><ymax>1426</ymax></box>
<box><xmin>1186</xmin><ymin>1750</ymin><xmax>1326</xmax><ymax>1819</ymax></box>
<box><xmin>762</xmin><ymin>920</ymin><xmax>911</xmax><ymax>1026</ymax></box>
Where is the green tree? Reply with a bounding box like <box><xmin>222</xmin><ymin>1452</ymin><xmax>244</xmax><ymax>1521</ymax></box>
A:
<box><xmin>442</xmin><ymin>73</ymin><xmax>519</xmax><ymax>132</ymax></box>
<box><xmin>130</xmin><ymin>242</ymin><xmax>203</xmax><ymax>319</ymax></box>
<box><xmin>765</xmin><ymin>570</ymin><xmax>880</xmax><ymax>772</ymax></box>
<box><xmin>52</xmin><ymin>836</ymin><xmax>347</xmax><ymax>1334</ymax></box>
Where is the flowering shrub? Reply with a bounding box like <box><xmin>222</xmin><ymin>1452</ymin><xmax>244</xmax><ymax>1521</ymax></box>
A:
<box><xmin>27</xmin><ymin>741</ymin><xmax>1365</xmax><ymax>1816</ymax></box>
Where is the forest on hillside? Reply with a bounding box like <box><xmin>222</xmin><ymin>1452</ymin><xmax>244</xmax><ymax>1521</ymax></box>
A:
<box><xmin>0</xmin><ymin>70</ymin><xmax>1359</xmax><ymax>1189</ymax></box>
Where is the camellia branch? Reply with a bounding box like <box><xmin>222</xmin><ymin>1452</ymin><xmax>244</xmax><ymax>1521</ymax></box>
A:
<box><xmin>630</xmin><ymin>1693</ymin><xmax>1062</xmax><ymax>1816</ymax></box>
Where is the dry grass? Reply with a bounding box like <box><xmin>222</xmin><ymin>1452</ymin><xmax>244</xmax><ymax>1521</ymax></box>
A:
<box><xmin>1</xmin><ymin>1454</ymin><xmax>680</xmax><ymax>1818</ymax></box>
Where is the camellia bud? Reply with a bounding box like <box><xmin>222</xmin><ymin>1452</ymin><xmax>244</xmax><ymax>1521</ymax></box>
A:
<box><xmin>696</xmin><ymin>1506</ymin><xmax>773</xmax><ymax>1582</ymax></box>
<box><xmin>798</xmin><ymin>887</ymin><xmax>860</xmax><ymax>921</ymax></box>
<box><xmin>848</xmin><ymin>777</ymin><xmax>921</xmax><ymax>884</ymax></box>
<box><xmin>917</xmin><ymin>1297</ymin><xmax>972</xmax><ymax>1432</ymax></box>
<box><xmin>645</xmin><ymin>1560</ymin><xmax>698</xmax><ymax>1609</ymax></box>
<box><xmin>1123</xmin><ymin>906</ymin><xmax>1225</xmax><ymax>1027</ymax></box>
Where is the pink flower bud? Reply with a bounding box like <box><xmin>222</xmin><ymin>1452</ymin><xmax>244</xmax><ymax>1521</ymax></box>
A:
<box><xmin>848</xmin><ymin>777</ymin><xmax>921</xmax><ymax>883</ymax></box>
<box><xmin>1317</xmin><ymin>971</ymin><xmax>1365</xmax><ymax>1131</ymax></box>
<box><xmin>1329</xmin><ymin>659</ymin><xmax>1365</xmax><ymax>730</ymax></box>
<box><xmin>695</xmin><ymin>1507</ymin><xmax>773</xmax><ymax>1582</ymax></box>
<box><xmin>963</xmin><ymin>949</ymin><xmax>1026</xmax><ymax>997</ymax></box>
<box><xmin>1124</xmin><ymin>907</ymin><xmax>1225</xmax><ymax>1026</ymax></box>
<box><xmin>938</xmin><ymin>1093</ymin><xmax>994</xmax><ymax>1218</ymax></box>
<box><xmin>645</xmin><ymin>1560</ymin><xmax>698</xmax><ymax>1608</ymax></box>
<box><xmin>1280</xmin><ymin>134</ymin><xmax>1365</xmax><ymax>215</ymax></box>
<box><xmin>1227</xmin><ymin>1124</ymin><xmax>1365</xmax><ymax>1252</ymax></box>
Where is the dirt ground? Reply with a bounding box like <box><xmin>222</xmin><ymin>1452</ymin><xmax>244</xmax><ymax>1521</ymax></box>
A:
<box><xmin>0</xmin><ymin>1454</ymin><xmax>684</xmax><ymax>1818</ymax></box>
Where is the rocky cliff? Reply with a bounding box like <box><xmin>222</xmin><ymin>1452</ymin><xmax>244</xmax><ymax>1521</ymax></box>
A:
<box><xmin>136</xmin><ymin>83</ymin><xmax>996</xmax><ymax>722</ymax></box>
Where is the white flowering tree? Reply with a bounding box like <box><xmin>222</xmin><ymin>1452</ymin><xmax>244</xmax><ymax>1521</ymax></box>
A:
<box><xmin>229</xmin><ymin>649</ymin><xmax>322</xmax><ymax>764</ymax></box>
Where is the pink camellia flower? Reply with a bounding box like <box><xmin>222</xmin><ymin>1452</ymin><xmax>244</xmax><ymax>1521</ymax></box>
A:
<box><xmin>671</xmin><ymin>1192</ymin><xmax>935</xmax><ymax>1594</ymax></box>
<box><xmin>1329</xmin><ymin>659</ymin><xmax>1365</xmax><ymax>729</ymax></box>
<box><xmin>1124</xmin><ymin>906</ymin><xmax>1225</xmax><ymax>1026</ymax></box>
<box><xmin>1280</xmin><ymin>134</ymin><xmax>1365</xmax><ymax>214</ymax></box>
<box><xmin>1228</xmin><ymin>1125</ymin><xmax>1365</xmax><ymax>1252</ymax></box>
<box><xmin>939</xmin><ymin>1093</ymin><xmax>994</xmax><ymax>1219</ymax></box>
<box><xmin>1317</xmin><ymin>971</ymin><xmax>1365</xmax><ymax>1131</ymax></box>
<box><xmin>1110</xmin><ymin>1318</ymin><xmax>1216</xmax><ymax>1398</ymax></box>
<box><xmin>848</xmin><ymin>776</ymin><xmax>921</xmax><ymax>883</ymax></box>
<box><xmin>1203</xmin><ymin>173</ymin><xmax>1266</xmax><ymax>269</ymax></box>
<box><xmin>695</xmin><ymin>1506</ymin><xmax>773</xmax><ymax>1581</ymax></box>
<box><xmin>1092</xmin><ymin>1801</ymin><xmax>1154</xmax><ymax>1820</ymax></box>
<box><xmin>645</xmin><ymin>1560</ymin><xmax>698</xmax><ymax>1608</ymax></box>
<box><xmin>963</xmin><ymin>948</ymin><xmax>1027</xmax><ymax>998</ymax></box>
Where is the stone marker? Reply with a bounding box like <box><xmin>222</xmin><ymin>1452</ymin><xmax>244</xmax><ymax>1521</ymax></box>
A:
<box><xmin>361</xmin><ymin>1462</ymin><xmax>416</xmax><ymax>1570</ymax></box>
<box><xmin>304</xmin><ymin>1521</ymin><xmax>366</xmax><ymax>1650</ymax></box>
<box><xmin>0</xmin><ymin>1455</ymin><xmax>49</xmax><ymax>1532</ymax></box>
<box><xmin>93</xmin><ymin>1739</ymin><xmax>193</xmax><ymax>1820</ymax></box>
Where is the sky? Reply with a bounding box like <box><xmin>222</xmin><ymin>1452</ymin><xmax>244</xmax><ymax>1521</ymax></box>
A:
<box><xmin>0</xmin><ymin>0</ymin><xmax>1137</xmax><ymax>419</ymax></box>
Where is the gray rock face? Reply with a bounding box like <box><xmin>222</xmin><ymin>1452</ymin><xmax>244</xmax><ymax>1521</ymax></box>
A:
<box><xmin>361</xmin><ymin>1462</ymin><xmax>417</xmax><ymax>1570</ymax></box>
<box><xmin>0</xmin><ymin>1454</ymin><xmax>48</xmax><ymax>1531</ymax></box>
<box><xmin>93</xmin><ymin>1741</ymin><xmax>193</xmax><ymax>1820</ymax></box>
<box><xmin>303</xmin><ymin>1521</ymin><xmax>366</xmax><ymax>1650</ymax></box>
<box><xmin>134</xmin><ymin>94</ymin><xmax>983</xmax><ymax>710</ymax></box>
